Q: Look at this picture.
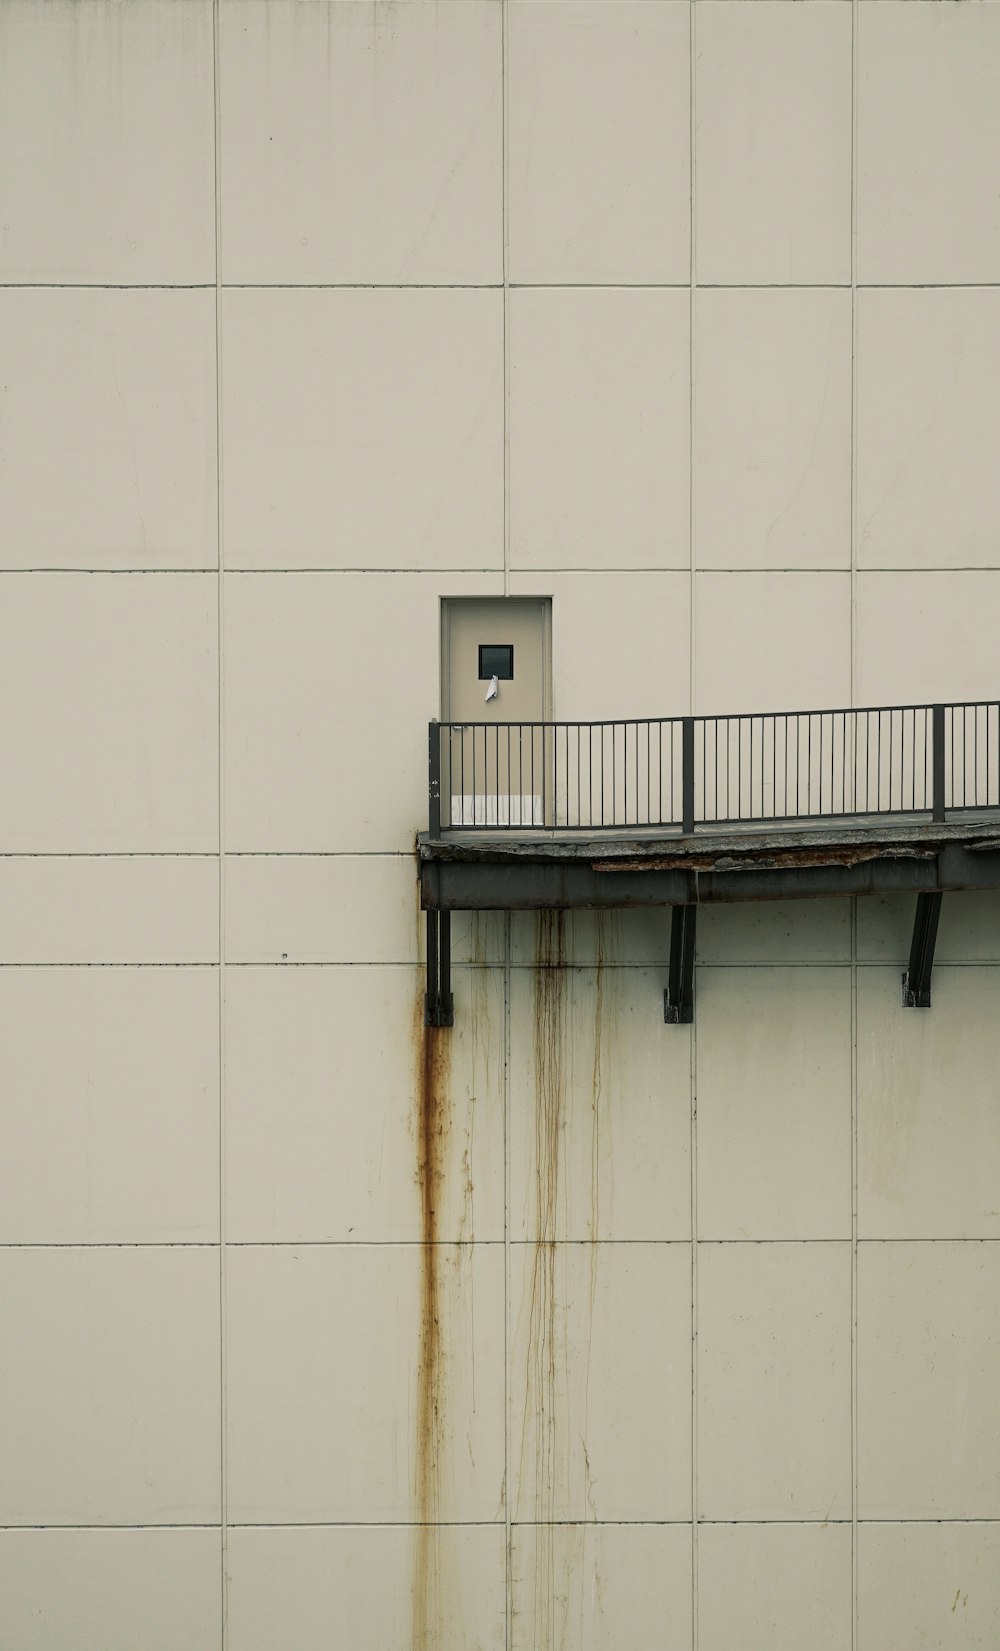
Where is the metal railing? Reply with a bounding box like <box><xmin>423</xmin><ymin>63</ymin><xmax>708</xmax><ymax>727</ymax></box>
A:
<box><xmin>427</xmin><ymin>701</ymin><xmax>1000</xmax><ymax>835</ymax></box>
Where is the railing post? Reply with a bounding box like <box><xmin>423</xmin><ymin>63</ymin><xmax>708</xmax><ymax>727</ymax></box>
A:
<box><xmin>931</xmin><ymin>704</ymin><xmax>945</xmax><ymax>822</ymax></box>
<box><xmin>682</xmin><ymin>717</ymin><xmax>695</xmax><ymax>835</ymax></box>
<box><xmin>428</xmin><ymin>720</ymin><xmax>442</xmax><ymax>837</ymax></box>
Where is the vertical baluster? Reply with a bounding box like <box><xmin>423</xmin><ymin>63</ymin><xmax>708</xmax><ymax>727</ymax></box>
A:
<box><xmin>796</xmin><ymin>715</ymin><xmax>801</xmax><ymax>816</ymax></box>
<box><xmin>853</xmin><ymin>710</ymin><xmax>859</xmax><ymax>816</ymax></box>
<box><xmin>682</xmin><ymin>717</ymin><xmax>695</xmax><ymax>834</ymax></box>
<box><xmin>818</xmin><ymin>713</ymin><xmax>824</xmax><ymax>815</ymax></box>
<box><xmin>650</xmin><ymin>723</ymin><xmax>660</xmax><ymax>825</ymax></box>
<box><xmin>775</xmin><ymin>713</ymin><xmax>780</xmax><ymax>817</ymax></box>
<box><xmin>932</xmin><ymin>704</ymin><xmax>945</xmax><ymax>821</ymax></box>
<box><xmin>612</xmin><ymin>723</ymin><xmax>617</xmax><ymax>823</ymax></box>
<box><xmin>549</xmin><ymin>716</ymin><xmax>555</xmax><ymax>828</ymax></box>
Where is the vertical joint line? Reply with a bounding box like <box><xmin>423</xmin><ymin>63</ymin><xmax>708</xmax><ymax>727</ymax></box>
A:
<box><xmin>502</xmin><ymin>912</ymin><xmax>513</xmax><ymax>1651</ymax></box>
<box><xmin>688</xmin><ymin>19</ymin><xmax>698</xmax><ymax>1647</ymax></box>
<box><xmin>850</xmin><ymin>897</ymin><xmax>859</xmax><ymax>1651</ymax></box>
<box><xmin>688</xmin><ymin>0</ymin><xmax>697</xmax><ymax>723</ymax></box>
<box><xmin>502</xmin><ymin>0</ymin><xmax>511</xmax><ymax>598</ymax></box>
<box><xmin>212</xmin><ymin>5</ymin><xmax>227</xmax><ymax>1646</ymax></box>
<box><xmin>849</xmin><ymin>0</ymin><xmax>859</xmax><ymax>715</ymax></box>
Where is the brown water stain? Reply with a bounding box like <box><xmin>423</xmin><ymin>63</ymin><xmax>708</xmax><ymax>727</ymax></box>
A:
<box><xmin>412</xmin><ymin>991</ymin><xmax>453</xmax><ymax>1650</ymax></box>
<box><xmin>591</xmin><ymin>914</ymin><xmax>607</xmax><ymax>1247</ymax></box>
<box><xmin>580</xmin><ymin>915</ymin><xmax>616</xmax><ymax>1532</ymax></box>
<box><xmin>524</xmin><ymin>911</ymin><xmax>567</xmax><ymax>1645</ymax></box>
<box><xmin>517</xmin><ymin>914</ymin><xmax>620</xmax><ymax>1643</ymax></box>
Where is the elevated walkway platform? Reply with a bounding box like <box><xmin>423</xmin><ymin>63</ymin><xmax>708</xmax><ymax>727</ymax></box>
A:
<box><xmin>417</xmin><ymin>701</ymin><xmax>1000</xmax><ymax>1021</ymax></box>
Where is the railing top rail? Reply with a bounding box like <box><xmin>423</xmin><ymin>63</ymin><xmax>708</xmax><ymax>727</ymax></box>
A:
<box><xmin>436</xmin><ymin>716</ymin><xmax>685</xmax><ymax>730</ymax></box>
<box><xmin>435</xmin><ymin>699</ymin><xmax>997</xmax><ymax>732</ymax></box>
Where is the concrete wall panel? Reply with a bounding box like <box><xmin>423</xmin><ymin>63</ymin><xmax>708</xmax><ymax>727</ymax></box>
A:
<box><xmin>0</xmin><ymin>1530</ymin><xmax>221</xmax><ymax>1651</ymax></box>
<box><xmin>694</xmin><ymin>288</ymin><xmax>852</xmax><ymax>572</ymax></box>
<box><xmin>510</xmin><ymin>1524</ymin><xmax>693</xmax><ymax>1651</ymax></box>
<box><xmin>507</xmin><ymin>1</ymin><xmax>689</xmax><ymax>284</ymax></box>
<box><xmin>858</xmin><ymin>1243</ymin><xmax>1000</xmax><ymax>1519</ymax></box>
<box><xmin>0</xmin><ymin>0</ymin><xmax>214</xmax><ymax>284</ymax></box>
<box><xmin>857</xmin><ymin>2</ymin><xmax>1000</xmax><ymax>285</ymax></box>
<box><xmin>0</xmin><ymin>290</ymin><xmax>218</xmax><ymax>570</ymax></box>
<box><xmin>855</xmin><ymin>572</ymin><xmax>1000</xmax><ymax>706</ymax></box>
<box><xmin>0</xmin><ymin>1249</ymin><xmax>220</xmax><ymax>1525</ymax></box>
<box><xmin>697</xmin><ymin>899</ymin><xmax>851</xmax><ymax>965</ymax></box>
<box><xmin>695</xmin><ymin>571</ymin><xmax>851</xmax><ymax>714</ymax></box>
<box><xmin>510</xmin><ymin>570</ymin><xmax>692</xmax><ymax>718</ymax></box>
<box><xmin>226</xmin><ymin>853</ymin><xmax>420</xmax><ymax>965</ymax></box>
<box><xmin>225</xmin><ymin>1243</ymin><xmax>505</xmax><ymax>1523</ymax></box>
<box><xmin>508</xmin><ymin>290</ymin><xmax>690</xmax><ymax>571</ymax></box>
<box><xmin>695</xmin><ymin>2</ymin><xmax>852</xmax><ymax>284</ymax></box>
<box><xmin>508</xmin><ymin>965</ymin><xmax>691</xmax><ymax>1242</ymax></box>
<box><xmin>698</xmin><ymin>1524</ymin><xmax>851</xmax><ymax>1651</ymax></box>
<box><xmin>0</xmin><ymin>967</ymin><xmax>218</xmax><ymax>1243</ymax></box>
<box><xmin>858</xmin><ymin>967</ymin><xmax>1000</xmax><ymax>1240</ymax></box>
<box><xmin>509</xmin><ymin>1242</ymin><xmax>692</xmax><ymax>1521</ymax></box>
<box><xmin>696</xmin><ymin>968</ymin><xmax>852</xmax><ymax>1241</ymax></box>
<box><xmin>219</xmin><ymin>0</ymin><xmax>502</xmax><ymax>286</ymax></box>
<box><xmin>0</xmin><ymin>576</ymin><xmax>218</xmax><ymax>853</ymax></box>
<box><xmin>858</xmin><ymin>1522</ymin><xmax>1000</xmax><ymax>1651</ymax></box>
<box><xmin>697</xmin><ymin>1243</ymin><xmax>852</xmax><ymax>1520</ymax></box>
<box><xmin>221</xmin><ymin>290</ymin><xmax>504</xmax><ymax>571</ymax></box>
<box><xmin>227</xmin><ymin>1525</ymin><xmax>506</xmax><ymax>1651</ymax></box>
<box><xmin>225</xmin><ymin>964</ymin><xmax>504</xmax><ymax>1244</ymax></box>
<box><xmin>857</xmin><ymin>289</ymin><xmax>1000</xmax><ymax>570</ymax></box>
<box><xmin>0</xmin><ymin>857</ymin><xmax>219</xmax><ymax>964</ymax></box>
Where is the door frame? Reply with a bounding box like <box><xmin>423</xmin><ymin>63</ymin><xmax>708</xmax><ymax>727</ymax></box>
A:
<box><xmin>439</xmin><ymin>596</ymin><xmax>553</xmax><ymax>723</ymax></box>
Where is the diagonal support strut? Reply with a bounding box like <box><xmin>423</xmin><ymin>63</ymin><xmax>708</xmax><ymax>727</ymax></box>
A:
<box><xmin>902</xmin><ymin>891</ymin><xmax>942</xmax><ymax>1009</ymax></box>
<box><xmin>664</xmin><ymin>903</ymin><xmax>696</xmax><ymax>1025</ymax></box>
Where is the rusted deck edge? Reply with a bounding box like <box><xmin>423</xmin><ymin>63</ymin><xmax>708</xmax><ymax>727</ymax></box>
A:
<box><xmin>420</xmin><ymin>814</ymin><xmax>1000</xmax><ymax>865</ymax></box>
<box><xmin>418</xmin><ymin>820</ymin><xmax>1000</xmax><ymax>910</ymax></box>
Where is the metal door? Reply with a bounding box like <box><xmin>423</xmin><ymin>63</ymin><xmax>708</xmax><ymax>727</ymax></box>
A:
<box><xmin>441</xmin><ymin>598</ymin><xmax>550</xmax><ymax>827</ymax></box>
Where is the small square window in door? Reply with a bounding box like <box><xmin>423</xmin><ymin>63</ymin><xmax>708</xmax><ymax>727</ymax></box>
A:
<box><xmin>479</xmin><ymin>644</ymin><xmax>514</xmax><ymax>681</ymax></box>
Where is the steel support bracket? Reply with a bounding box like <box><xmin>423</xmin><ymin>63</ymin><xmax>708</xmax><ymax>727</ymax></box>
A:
<box><xmin>424</xmin><ymin>909</ymin><xmax>454</xmax><ymax>1028</ymax></box>
<box><xmin>664</xmin><ymin>904</ymin><xmax>696</xmax><ymax>1025</ymax></box>
<box><xmin>902</xmin><ymin>891</ymin><xmax>942</xmax><ymax>1009</ymax></box>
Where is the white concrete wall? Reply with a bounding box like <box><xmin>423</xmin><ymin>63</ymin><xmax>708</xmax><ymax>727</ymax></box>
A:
<box><xmin>1</xmin><ymin>1</ymin><xmax>1000</xmax><ymax>1646</ymax></box>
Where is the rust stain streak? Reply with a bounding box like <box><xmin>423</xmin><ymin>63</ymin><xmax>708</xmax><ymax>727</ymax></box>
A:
<box><xmin>525</xmin><ymin>909</ymin><xmax>566</xmax><ymax>1647</ymax></box>
<box><xmin>412</xmin><ymin>990</ymin><xmax>452</xmax><ymax>1651</ymax></box>
<box><xmin>591</xmin><ymin>914</ymin><xmax>606</xmax><ymax>1247</ymax></box>
<box><xmin>591</xmin><ymin>843</ymin><xmax>936</xmax><ymax>873</ymax></box>
<box><xmin>581</xmin><ymin>915</ymin><xmax>607</xmax><ymax>1528</ymax></box>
